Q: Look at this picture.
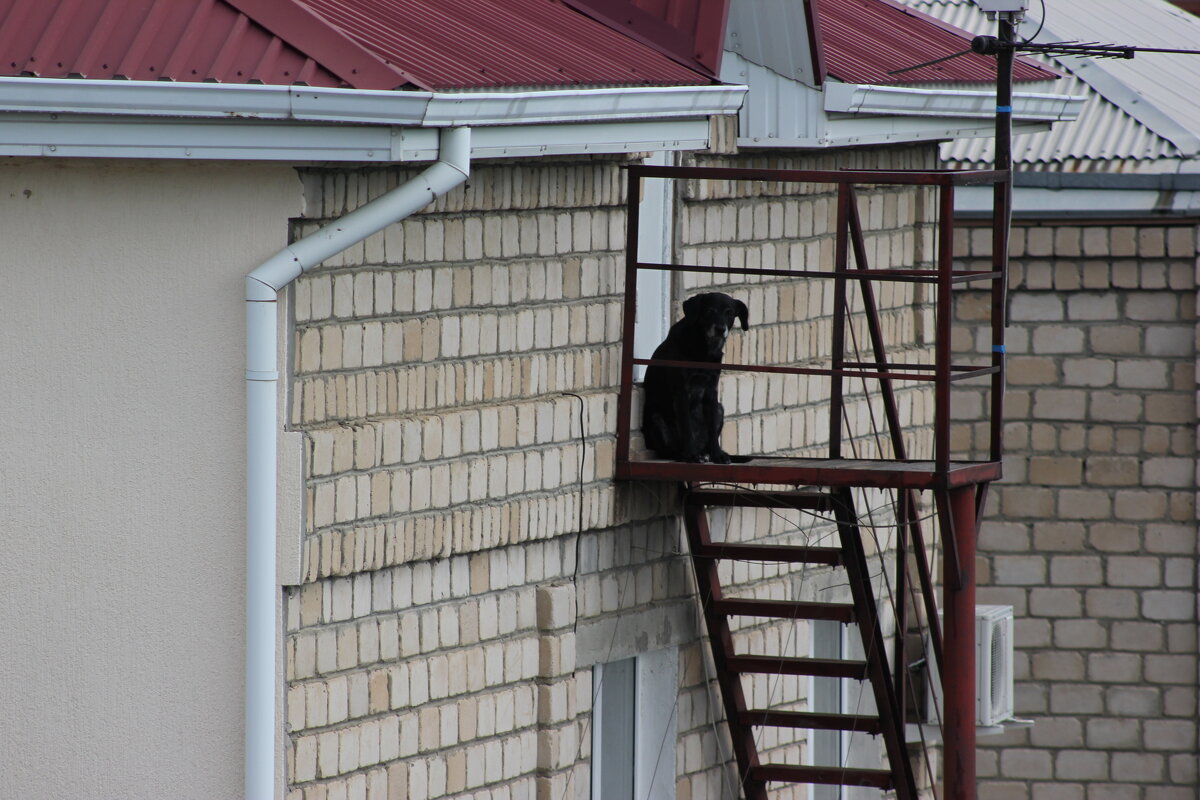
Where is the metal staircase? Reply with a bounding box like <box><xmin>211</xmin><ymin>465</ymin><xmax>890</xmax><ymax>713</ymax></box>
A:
<box><xmin>684</xmin><ymin>486</ymin><xmax>919</xmax><ymax>799</ymax></box>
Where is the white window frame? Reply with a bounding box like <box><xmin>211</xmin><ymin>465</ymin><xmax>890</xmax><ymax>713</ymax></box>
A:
<box><xmin>633</xmin><ymin>151</ymin><xmax>675</xmax><ymax>382</ymax></box>
<box><xmin>811</xmin><ymin>619</ymin><xmax>845</xmax><ymax>800</ymax></box>
<box><xmin>592</xmin><ymin>647</ymin><xmax>678</xmax><ymax>800</ymax></box>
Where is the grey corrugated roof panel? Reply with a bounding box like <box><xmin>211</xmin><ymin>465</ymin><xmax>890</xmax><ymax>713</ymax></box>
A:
<box><xmin>936</xmin><ymin>73</ymin><xmax>1183</xmax><ymax>170</ymax></box>
<box><xmin>1035</xmin><ymin>0</ymin><xmax>1200</xmax><ymax>152</ymax></box>
<box><xmin>902</xmin><ymin>0</ymin><xmax>1200</xmax><ymax>172</ymax></box>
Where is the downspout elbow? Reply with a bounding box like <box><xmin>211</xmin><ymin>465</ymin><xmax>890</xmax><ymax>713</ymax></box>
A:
<box><xmin>436</xmin><ymin>125</ymin><xmax>471</xmax><ymax>183</ymax></box>
<box><xmin>246</xmin><ymin>250</ymin><xmax>303</xmax><ymax>302</ymax></box>
<box><xmin>245</xmin><ymin>126</ymin><xmax>471</xmax><ymax>301</ymax></box>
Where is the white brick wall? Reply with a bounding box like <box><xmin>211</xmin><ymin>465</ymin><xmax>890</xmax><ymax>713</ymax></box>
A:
<box><xmin>954</xmin><ymin>220</ymin><xmax>1199</xmax><ymax>800</ymax></box>
<box><xmin>285</xmin><ymin>146</ymin><xmax>944</xmax><ymax>800</ymax></box>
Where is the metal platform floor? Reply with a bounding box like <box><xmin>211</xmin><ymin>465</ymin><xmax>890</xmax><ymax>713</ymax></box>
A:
<box><xmin>616</xmin><ymin>455</ymin><xmax>1001</xmax><ymax>490</ymax></box>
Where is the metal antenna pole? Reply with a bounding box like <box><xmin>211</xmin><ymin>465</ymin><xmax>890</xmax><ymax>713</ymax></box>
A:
<box><xmin>945</xmin><ymin>10</ymin><xmax>1019</xmax><ymax>800</ymax></box>
<box><xmin>987</xmin><ymin>14</ymin><xmax>1016</xmax><ymax>462</ymax></box>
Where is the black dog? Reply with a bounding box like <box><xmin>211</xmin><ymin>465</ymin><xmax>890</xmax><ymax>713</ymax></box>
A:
<box><xmin>642</xmin><ymin>292</ymin><xmax>749</xmax><ymax>463</ymax></box>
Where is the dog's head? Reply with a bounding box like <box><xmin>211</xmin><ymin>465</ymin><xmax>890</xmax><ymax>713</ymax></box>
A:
<box><xmin>682</xmin><ymin>292</ymin><xmax>750</xmax><ymax>358</ymax></box>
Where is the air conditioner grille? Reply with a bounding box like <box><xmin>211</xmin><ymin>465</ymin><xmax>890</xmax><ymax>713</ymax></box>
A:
<box><xmin>990</xmin><ymin>624</ymin><xmax>1006</xmax><ymax>710</ymax></box>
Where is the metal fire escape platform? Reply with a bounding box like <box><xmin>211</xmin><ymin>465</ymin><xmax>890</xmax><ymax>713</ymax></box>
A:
<box><xmin>615</xmin><ymin>163</ymin><xmax>1007</xmax><ymax>492</ymax></box>
<box><xmin>614</xmin><ymin>162</ymin><xmax>1011</xmax><ymax>800</ymax></box>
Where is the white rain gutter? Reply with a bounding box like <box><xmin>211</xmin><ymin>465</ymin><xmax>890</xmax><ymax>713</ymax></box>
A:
<box><xmin>244</xmin><ymin>126</ymin><xmax>471</xmax><ymax>800</ymax></box>
<box><xmin>0</xmin><ymin>76</ymin><xmax>744</xmax><ymax>125</ymax></box>
<box><xmin>0</xmin><ymin>78</ymin><xmax>746</xmax><ymax>161</ymax></box>
<box><xmin>824</xmin><ymin>82</ymin><xmax>1084</xmax><ymax>122</ymax></box>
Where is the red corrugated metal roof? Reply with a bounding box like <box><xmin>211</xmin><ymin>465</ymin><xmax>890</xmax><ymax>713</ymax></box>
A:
<box><xmin>0</xmin><ymin>0</ymin><xmax>347</xmax><ymax>86</ymax></box>
<box><xmin>560</xmin><ymin>0</ymin><xmax>730</xmax><ymax>76</ymax></box>
<box><xmin>0</xmin><ymin>0</ymin><xmax>1053</xmax><ymax>94</ymax></box>
<box><xmin>0</xmin><ymin>0</ymin><xmax>711</xmax><ymax>90</ymax></box>
<box><xmin>289</xmin><ymin>0</ymin><xmax>709</xmax><ymax>89</ymax></box>
<box><xmin>817</xmin><ymin>0</ymin><xmax>1057</xmax><ymax>85</ymax></box>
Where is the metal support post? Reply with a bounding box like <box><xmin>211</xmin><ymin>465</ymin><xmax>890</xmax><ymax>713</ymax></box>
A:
<box><xmin>942</xmin><ymin>485</ymin><xmax>978</xmax><ymax>800</ymax></box>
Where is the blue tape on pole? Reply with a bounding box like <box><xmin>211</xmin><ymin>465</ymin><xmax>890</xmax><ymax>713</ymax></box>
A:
<box><xmin>997</xmin><ymin>105</ymin><xmax>1013</xmax><ymax>113</ymax></box>
<box><xmin>992</xmin><ymin>345</ymin><xmax>1006</xmax><ymax>353</ymax></box>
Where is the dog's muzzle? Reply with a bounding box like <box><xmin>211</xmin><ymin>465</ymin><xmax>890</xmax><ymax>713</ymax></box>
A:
<box><xmin>706</xmin><ymin>324</ymin><xmax>730</xmax><ymax>357</ymax></box>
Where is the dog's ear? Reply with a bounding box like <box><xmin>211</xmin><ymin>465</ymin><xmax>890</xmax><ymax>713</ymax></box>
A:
<box><xmin>682</xmin><ymin>294</ymin><xmax>703</xmax><ymax>320</ymax></box>
<box><xmin>735</xmin><ymin>298</ymin><xmax>750</xmax><ymax>330</ymax></box>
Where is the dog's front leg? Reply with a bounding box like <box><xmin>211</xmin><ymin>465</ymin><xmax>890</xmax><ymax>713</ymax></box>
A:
<box><xmin>676</xmin><ymin>388</ymin><xmax>700</xmax><ymax>462</ymax></box>
<box><xmin>675</xmin><ymin>383</ymin><xmax>704</xmax><ymax>462</ymax></box>
<box><xmin>705</xmin><ymin>396</ymin><xmax>730</xmax><ymax>464</ymax></box>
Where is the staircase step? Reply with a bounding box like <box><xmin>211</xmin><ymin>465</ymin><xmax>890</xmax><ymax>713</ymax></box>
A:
<box><xmin>739</xmin><ymin>709</ymin><xmax>882</xmax><ymax>734</ymax></box>
<box><xmin>726</xmin><ymin>655</ymin><xmax>870</xmax><ymax>680</ymax></box>
<box><xmin>687</xmin><ymin>487</ymin><xmax>833</xmax><ymax>511</ymax></box>
<box><xmin>712</xmin><ymin>598</ymin><xmax>855</xmax><ymax>623</ymax></box>
<box><xmin>695</xmin><ymin>542</ymin><xmax>844</xmax><ymax>566</ymax></box>
<box><xmin>750</xmin><ymin>764</ymin><xmax>894</xmax><ymax>789</ymax></box>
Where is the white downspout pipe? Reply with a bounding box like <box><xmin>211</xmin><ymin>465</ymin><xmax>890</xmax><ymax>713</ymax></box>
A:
<box><xmin>244</xmin><ymin>126</ymin><xmax>471</xmax><ymax>800</ymax></box>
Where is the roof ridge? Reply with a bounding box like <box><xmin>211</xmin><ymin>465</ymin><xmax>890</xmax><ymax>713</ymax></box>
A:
<box><xmin>222</xmin><ymin>0</ymin><xmax>425</xmax><ymax>89</ymax></box>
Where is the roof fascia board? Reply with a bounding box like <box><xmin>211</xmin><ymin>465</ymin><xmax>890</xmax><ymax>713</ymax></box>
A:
<box><xmin>0</xmin><ymin>114</ymin><xmax>410</xmax><ymax>160</ymax></box>
<box><xmin>804</xmin><ymin>0</ymin><xmax>825</xmax><ymax>87</ymax></box>
<box><xmin>0</xmin><ymin>77</ymin><xmax>745</xmax><ymax>127</ymax></box>
<box><xmin>1014</xmin><ymin>171</ymin><xmax>1200</xmax><ymax>190</ymax></box>
<box><xmin>737</xmin><ymin>119</ymin><xmax>1051</xmax><ymax>151</ymax></box>
<box><xmin>222</xmin><ymin>0</ymin><xmax>422</xmax><ymax>89</ymax></box>
<box><xmin>0</xmin><ymin>114</ymin><xmax>713</xmax><ymax>161</ymax></box>
<box><xmin>471</xmin><ymin>118</ymin><xmax>711</xmax><ymax>157</ymax></box>
<box><xmin>0</xmin><ymin>77</ymin><xmax>433</xmax><ymax>123</ymax></box>
<box><xmin>956</xmin><ymin>183</ymin><xmax>1200</xmax><ymax>218</ymax></box>
<box><xmin>1019</xmin><ymin>18</ymin><xmax>1200</xmax><ymax>156</ymax></box>
<box><xmin>824</xmin><ymin>82</ymin><xmax>1084</xmax><ymax>122</ymax></box>
<box><xmin>424</xmin><ymin>85</ymin><xmax>747</xmax><ymax>126</ymax></box>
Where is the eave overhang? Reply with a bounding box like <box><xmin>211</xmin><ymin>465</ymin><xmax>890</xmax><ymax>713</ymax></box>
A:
<box><xmin>956</xmin><ymin>171</ymin><xmax>1200</xmax><ymax>219</ymax></box>
<box><xmin>723</xmin><ymin>49</ymin><xmax>1083</xmax><ymax>151</ymax></box>
<box><xmin>0</xmin><ymin>77</ymin><xmax>747</xmax><ymax>160</ymax></box>
<box><xmin>755</xmin><ymin>83</ymin><xmax>1084</xmax><ymax>150</ymax></box>
<box><xmin>824</xmin><ymin>83</ymin><xmax>1084</xmax><ymax>123</ymax></box>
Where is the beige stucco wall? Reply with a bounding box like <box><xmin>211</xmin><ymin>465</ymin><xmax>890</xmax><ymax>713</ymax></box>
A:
<box><xmin>0</xmin><ymin>159</ymin><xmax>301</xmax><ymax>799</ymax></box>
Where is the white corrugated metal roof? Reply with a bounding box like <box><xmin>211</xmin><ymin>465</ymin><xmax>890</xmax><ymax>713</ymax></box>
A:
<box><xmin>903</xmin><ymin>0</ymin><xmax>1200</xmax><ymax>173</ymax></box>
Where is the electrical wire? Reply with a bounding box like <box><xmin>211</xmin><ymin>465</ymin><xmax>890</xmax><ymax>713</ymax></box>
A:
<box><xmin>1021</xmin><ymin>0</ymin><xmax>1047</xmax><ymax>45</ymax></box>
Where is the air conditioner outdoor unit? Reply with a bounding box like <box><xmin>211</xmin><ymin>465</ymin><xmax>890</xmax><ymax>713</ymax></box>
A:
<box><xmin>975</xmin><ymin>604</ymin><xmax>1015</xmax><ymax>726</ymax></box>
<box><xmin>919</xmin><ymin>605</ymin><xmax>1015</xmax><ymax>729</ymax></box>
